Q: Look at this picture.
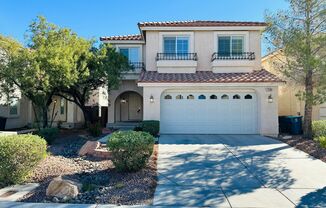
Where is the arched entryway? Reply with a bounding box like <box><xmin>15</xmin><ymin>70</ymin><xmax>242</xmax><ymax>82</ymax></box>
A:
<box><xmin>115</xmin><ymin>91</ymin><xmax>143</xmax><ymax>122</ymax></box>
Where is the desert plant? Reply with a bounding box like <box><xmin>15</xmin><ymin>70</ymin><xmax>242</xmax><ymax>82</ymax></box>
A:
<box><xmin>139</xmin><ymin>120</ymin><xmax>159</xmax><ymax>137</ymax></box>
<box><xmin>88</xmin><ymin>122</ymin><xmax>102</xmax><ymax>137</ymax></box>
<box><xmin>312</xmin><ymin>120</ymin><xmax>326</xmax><ymax>138</ymax></box>
<box><xmin>37</xmin><ymin>127</ymin><xmax>59</xmax><ymax>145</ymax></box>
<box><xmin>107</xmin><ymin>131</ymin><xmax>155</xmax><ymax>172</ymax></box>
<box><xmin>0</xmin><ymin>134</ymin><xmax>47</xmax><ymax>187</ymax></box>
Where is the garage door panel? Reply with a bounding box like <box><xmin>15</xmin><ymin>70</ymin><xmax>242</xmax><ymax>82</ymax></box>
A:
<box><xmin>161</xmin><ymin>92</ymin><xmax>258</xmax><ymax>134</ymax></box>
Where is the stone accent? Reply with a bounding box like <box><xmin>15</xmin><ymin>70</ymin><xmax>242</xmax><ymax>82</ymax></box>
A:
<box><xmin>46</xmin><ymin>176</ymin><xmax>81</xmax><ymax>199</ymax></box>
<box><xmin>92</xmin><ymin>148</ymin><xmax>112</xmax><ymax>159</ymax></box>
<box><xmin>78</xmin><ymin>141</ymin><xmax>100</xmax><ymax>156</ymax></box>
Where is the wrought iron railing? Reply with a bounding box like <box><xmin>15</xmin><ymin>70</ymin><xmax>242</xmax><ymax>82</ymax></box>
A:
<box><xmin>156</xmin><ymin>53</ymin><xmax>198</xmax><ymax>61</ymax></box>
<box><xmin>211</xmin><ymin>52</ymin><xmax>255</xmax><ymax>61</ymax></box>
<box><xmin>129</xmin><ymin>62</ymin><xmax>145</xmax><ymax>71</ymax></box>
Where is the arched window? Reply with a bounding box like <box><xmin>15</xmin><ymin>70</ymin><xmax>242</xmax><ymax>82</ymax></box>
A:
<box><xmin>176</xmin><ymin>94</ymin><xmax>183</xmax><ymax>99</ymax></box>
<box><xmin>210</xmin><ymin>95</ymin><xmax>217</xmax><ymax>99</ymax></box>
<box><xmin>187</xmin><ymin>94</ymin><xmax>194</xmax><ymax>99</ymax></box>
<box><xmin>233</xmin><ymin>94</ymin><xmax>241</xmax><ymax>99</ymax></box>
<box><xmin>245</xmin><ymin>94</ymin><xmax>253</xmax><ymax>99</ymax></box>
<box><xmin>164</xmin><ymin>94</ymin><xmax>172</xmax><ymax>99</ymax></box>
<box><xmin>198</xmin><ymin>95</ymin><xmax>206</xmax><ymax>100</ymax></box>
<box><xmin>221</xmin><ymin>94</ymin><xmax>229</xmax><ymax>99</ymax></box>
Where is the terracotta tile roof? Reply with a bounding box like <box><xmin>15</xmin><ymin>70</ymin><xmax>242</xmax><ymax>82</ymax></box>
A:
<box><xmin>138</xmin><ymin>20</ymin><xmax>267</xmax><ymax>27</ymax></box>
<box><xmin>138</xmin><ymin>69</ymin><xmax>283</xmax><ymax>83</ymax></box>
<box><xmin>100</xmin><ymin>34</ymin><xmax>143</xmax><ymax>41</ymax></box>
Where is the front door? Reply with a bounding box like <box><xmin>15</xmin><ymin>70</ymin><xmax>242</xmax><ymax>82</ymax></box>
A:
<box><xmin>128</xmin><ymin>93</ymin><xmax>142</xmax><ymax>121</ymax></box>
<box><xmin>119</xmin><ymin>92</ymin><xmax>143</xmax><ymax>122</ymax></box>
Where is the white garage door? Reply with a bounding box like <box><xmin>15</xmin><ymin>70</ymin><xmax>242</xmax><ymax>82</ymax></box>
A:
<box><xmin>160</xmin><ymin>91</ymin><xmax>258</xmax><ymax>134</ymax></box>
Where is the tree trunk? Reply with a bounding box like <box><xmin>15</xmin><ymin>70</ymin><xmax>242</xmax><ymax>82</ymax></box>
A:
<box><xmin>303</xmin><ymin>70</ymin><xmax>313</xmax><ymax>139</ymax></box>
<box><xmin>80</xmin><ymin>105</ymin><xmax>94</xmax><ymax>127</ymax></box>
<box><xmin>42</xmin><ymin>106</ymin><xmax>48</xmax><ymax>128</ymax></box>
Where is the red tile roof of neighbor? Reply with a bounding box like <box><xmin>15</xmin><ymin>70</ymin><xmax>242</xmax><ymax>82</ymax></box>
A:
<box><xmin>138</xmin><ymin>69</ymin><xmax>283</xmax><ymax>83</ymax></box>
<box><xmin>100</xmin><ymin>34</ymin><xmax>143</xmax><ymax>41</ymax></box>
<box><xmin>138</xmin><ymin>20</ymin><xmax>267</xmax><ymax>27</ymax></box>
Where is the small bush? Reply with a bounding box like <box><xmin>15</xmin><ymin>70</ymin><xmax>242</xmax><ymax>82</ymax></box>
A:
<box><xmin>88</xmin><ymin>122</ymin><xmax>102</xmax><ymax>137</ymax></box>
<box><xmin>316</xmin><ymin>136</ymin><xmax>326</xmax><ymax>148</ymax></box>
<box><xmin>312</xmin><ymin>120</ymin><xmax>326</xmax><ymax>138</ymax></box>
<box><xmin>107</xmin><ymin>131</ymin><xmax>155</xmax><ymax>172</ymax></box>
<box><xmin>37</xmin><ymin>128</ymin><xmax>59</xmax><ymax>144</ymax></box>
<box><xmin>0</xmin><ymin>134</ymin><xmax>47</xmax><ymax>186</ymax></box>
<box><xmin>139</xmin><ymin>120</ymin><xmax>159</xmax><ymax>137</ymax></box>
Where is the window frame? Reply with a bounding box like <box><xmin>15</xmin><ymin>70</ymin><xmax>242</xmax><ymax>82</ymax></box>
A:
<box><xmin>214</xmin><ymin>31</ymin><xmax>249</xmax><ymax>57</ymax></box>
<box><xmin>116</xmin><ymin>45</ymin><xmax>142</xmax><ymax>63</ymax></box>
<box><xmin>8</xmin><ymin>97</ymin><xmax>20</xmax><ymax>117</ymax></box>
<box><xmin>159</xmin><ymin>32</ymin><xmax>194</xmax><ymax>54</ymax></box>
<box><xmin>163</xmin><ymin>36</ymin><xmax>190</xmax><ymax>54</ymax></box>
<box><xmin>60</xmin><ymin>98</ymin><xmax>66</xmax><ymax>115</ymax></box>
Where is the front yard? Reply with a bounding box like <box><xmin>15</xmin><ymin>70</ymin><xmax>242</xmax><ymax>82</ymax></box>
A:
<box><xmin>0</xmin><ymin>130</ymin><xmax>158</xmax><ymax>205</ymax></box>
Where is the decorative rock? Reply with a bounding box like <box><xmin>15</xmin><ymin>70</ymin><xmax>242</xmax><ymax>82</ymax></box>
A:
<box><xmin>283</xmin><ymin>135</ymin><xmax>292</xmax><ymax>139</ymax></box>
<box><xmin>78</xmin><ymin>141</ymin><xmax>100</xmax><ymax>156</ymax></box>
<box><xmin>46</xmin><ymin>176</ymin><xmax>81</xmax><ymax>199</ymax></box>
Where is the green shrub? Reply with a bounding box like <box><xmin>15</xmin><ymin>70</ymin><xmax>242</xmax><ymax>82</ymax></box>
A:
<box><xmin>88</xmin><ymin>122</ymin><xmax>102</xmax><ymax>137</ymax></box>
<box><xmin>316</xmin><ymin>136</ymin><xmax>326</xmax><ymax>148</ymax></box>
<box><xmin>0</xmin><ymin>134</ymin><xmax>47</xmax><ymax>186</ymax></box>
<box><xmin>312</xmin><ymin>120</ymin><xmax>326</xmax><ymax>138</ymax></box>
<box><xmin>138</xmin><ymin>120</ymin><xmax>159</xmax><ymax>137</ymax></box>
<box><xmin>37</xmin><ymin>128</ymin><xmax>59</xmax><ymax>144</ymax></box>
<box><xmin>107</xmin><ymin>131</ymin><xmax>155</xmax><ymax>172</ymax></box>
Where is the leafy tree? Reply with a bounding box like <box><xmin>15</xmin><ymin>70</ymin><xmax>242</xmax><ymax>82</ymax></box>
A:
<box><xmin>55</xmin><ymin>44</ymin><xmax>130</xmax><ymax>125</ymax></box>
<box><xmin>0</xmin><ymin>16</ymin><xmax>92</xmax><ymax>128</ymax></box>
<box><xmin>265</xmin><ymin>0</ymin><xmax>326</xmax><ymax>139</ymax></box>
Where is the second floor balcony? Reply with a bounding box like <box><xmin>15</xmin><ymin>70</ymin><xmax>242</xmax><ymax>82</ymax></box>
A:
<box><xmin>156</xmin><ymin>53</ymin><xmax>198</xmax><ymax>73</ymax></box>
<box><xmin>211</xmin><ymin>52</ymin><xmax>256</xmax><ymax>72</ymax></box>
<box><xmin>211</xmin><ymin>52</ymin><xmax>255</xmax><ymax>61</ymax></box>
<box><xmin>129</xmin><ymin>62</ymin><xmax>145</xmax><ymax>72</ymax></box>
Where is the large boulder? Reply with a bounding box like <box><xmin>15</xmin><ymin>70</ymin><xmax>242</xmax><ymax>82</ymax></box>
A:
<box><xmin>46</xmin><ymin>176</ymin><xmax>81</xmax><ymax>199</ymax></box>
<box><xmin>78</xmin><ymin>141</ymin><xmax>100</xmax><ymax>156</ymax></box>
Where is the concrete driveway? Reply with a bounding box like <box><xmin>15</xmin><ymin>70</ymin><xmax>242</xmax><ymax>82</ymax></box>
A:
<box><xmin>153</xmin><ymin>135</ymin><xmax>326</xmax><ymax>208</ymax></box>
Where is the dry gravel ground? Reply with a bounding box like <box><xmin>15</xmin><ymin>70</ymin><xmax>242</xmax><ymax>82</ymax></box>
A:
<box><xmin>19</xmin><ymin>131</ymin><xmax>158</xmax><ymax>205</ymax></box>
<box><xmin>277</xmin><ymin>135</ymin><xmax>326</xmax><ymax>163</ymax></box>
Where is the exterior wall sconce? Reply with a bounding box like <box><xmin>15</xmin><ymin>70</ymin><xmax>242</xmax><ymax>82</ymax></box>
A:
<box><xmin>268</xmin><ymin>94</ymin><xmax>273</xmax><ymax>103</ymax></box>
<box><xmin>120</xmin><ymin>98</ymin><xmax>127</xmax><ymax>103</ymax></box>
<box><xmin>150</xmin><ymin>95</ymin><xmax>154</xmax><ymax>103</ymax></box>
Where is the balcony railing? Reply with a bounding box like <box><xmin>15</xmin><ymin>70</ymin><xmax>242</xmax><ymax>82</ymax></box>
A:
<box><xmin>129</xmin><ymin>62</ymin><xmax>145</xmax><ymax>71</ymax></box>
<box><xmin>156</xmin><ymin>53</ymin><xmax>198</xmax><ymax>61</ymax></box>
<box><xmin>211</xmin><ymin>52</ymin><xmax>255</xmax><ymax>61</ymax></box>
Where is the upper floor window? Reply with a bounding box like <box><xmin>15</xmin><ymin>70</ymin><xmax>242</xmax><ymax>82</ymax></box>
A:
<box><xmin>163</xmin><ymin>36</ymin><xmax>189</xmax><ymax>54</ymax></box>
<box><xmin>218</xmin><ymin>36</ymin><xmax>244</xmax><ymax>56</ymax></box>
<box><xmin>119</xmin><ymin>47</ymin><xmax>140</xmax><ymax>62</ymax></box>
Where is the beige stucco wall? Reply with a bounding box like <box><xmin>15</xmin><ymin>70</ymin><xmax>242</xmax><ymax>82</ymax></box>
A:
<box><xmin>262</xmin><ymin>55</ymin><xmax>323</xmax><ymax>120</ymax></box>
<box><xmin>107</xmin><ymin>80</ymin><xmax>143</xmax><ymax>125</ymax></box>
<box><xmin>0</xmin><ymin>96</ymin><xmax>30</xmax><ymax>130</ymax></box>
<box><xmin>140</xmin><ymin>83</ymin><xmax>279</xmax><ymax>136</ymax></box>
<box><xmin>144</xmin><ymin>30</ymin><xmax>262</xmax><ymax>72</ymax></box>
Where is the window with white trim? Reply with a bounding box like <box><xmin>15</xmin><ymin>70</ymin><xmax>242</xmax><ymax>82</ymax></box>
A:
<box><xmin>163</xmin><ymin>36</ymin><xmax>189</xmax><ymax>54</ymax></box>
<box><xmin>118</xmin><ymin>47</ymin><xmax>140</xmax><ymax>62</ymax></box>
<box><xmin>218</xmin><ymin>36</ymin><xmax>244</xmax><ymax>56</ymax></box>
<box><xmin>9</xmin><ymin>97</ymin><xmax>19</xmax><ymax>116</ymax></box>
<box><xmin>60</xmin><ymin>98</ymin><xmax>66</xmax><ymax>115</ymax></box>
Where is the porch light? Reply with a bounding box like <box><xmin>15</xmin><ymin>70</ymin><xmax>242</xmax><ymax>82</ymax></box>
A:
<box><xmin>150</xmin><ymin>95</ymin><xmax>154</xmax><ymax>103</ymax></box>
<box><xmin>268</xmin><ymin>94</ymin><xmax>273</xmax><ymax>103</ymax></box>
<box><xmin>120</xmin><ymin>98</ymin><xmax>127</xmax><ymax>103</ymax></box>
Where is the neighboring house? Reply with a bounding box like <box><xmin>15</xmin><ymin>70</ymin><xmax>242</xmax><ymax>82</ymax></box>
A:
<box><xmin>100</xmin><ymin>20</ymin><xmax>283</xmax><ymax>136</ymax></box>
<box><xmin>0</xmin><ymin>92</ymin><xmax>84</xmax><ymax>130</ymax></box>
<box><xmin>262</xmin><ymin>52</ymin><xmax>326</xmax><ymax>120</ymax></box>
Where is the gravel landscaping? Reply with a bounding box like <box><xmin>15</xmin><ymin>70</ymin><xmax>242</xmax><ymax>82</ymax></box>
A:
<box><xmin>278</xmin><ymin>135</ymin><xmax>326</xmax><ymax>163</ymax></box>
<box><xmin>19</xmin><ymin>130</ymin><xmax>158</xmax><ymax>205</ymax></box>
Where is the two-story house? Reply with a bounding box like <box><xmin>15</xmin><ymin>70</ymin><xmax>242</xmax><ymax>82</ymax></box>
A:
<box><xmin>101</xmin><ymin>20</ymin><xmax>283</xmax><ymax>136</ymax></box>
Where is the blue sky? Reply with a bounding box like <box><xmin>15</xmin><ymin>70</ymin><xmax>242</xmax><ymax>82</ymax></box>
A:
<box><xmin>0</xmin><ymin>0</ymin><xmax>289</xmax><ymax>54</ymax></box>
